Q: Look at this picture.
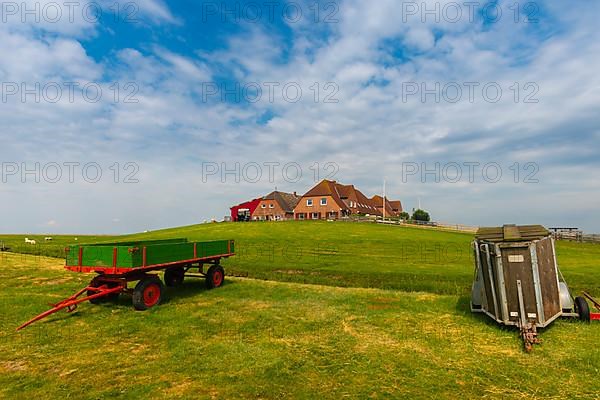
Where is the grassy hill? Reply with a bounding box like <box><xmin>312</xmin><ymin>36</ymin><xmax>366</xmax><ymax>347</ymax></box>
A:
<box><xmin>1</xmin><ymin>222</ymin><xmax>600</xmax><ymax>398</ymax></box>
<box><xmin>2</xmin><ymin>221</ymin><xmax>600</xmax><ymax>296</ymax></box>
<box><xmin>1</xmin><ymin>252</ymin><xmax>599</xmax><ymax>399</ymax></box>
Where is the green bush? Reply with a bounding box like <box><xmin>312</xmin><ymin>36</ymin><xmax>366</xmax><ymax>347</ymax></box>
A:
<box><xmin>412</xmin><ymin>209</ymin><xmax>431</xmax><ymax>222</ymax></box>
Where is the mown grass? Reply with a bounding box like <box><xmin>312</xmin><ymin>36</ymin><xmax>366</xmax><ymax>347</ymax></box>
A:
<box><xmin>1</xmin><ymin>252</ymin><xmax>599</xmax><ymax>399</ymax></box>
<box><xmin>2</xmin><ymin>221</ymin><xmax>600</xmax><ymax>296</ymax></box>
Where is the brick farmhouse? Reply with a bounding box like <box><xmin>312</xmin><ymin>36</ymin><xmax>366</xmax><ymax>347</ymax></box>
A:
<box><xmin>252</xmin><ymin>191</ymin><xmax>302</xmax><ymax>221</ymax></box>
<box><xmin>230</xmin><ymin>179</ymin><xmax>402</xmax><ymax>221</ymax></box>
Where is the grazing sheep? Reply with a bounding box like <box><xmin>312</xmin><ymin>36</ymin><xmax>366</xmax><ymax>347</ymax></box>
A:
<box><xmin>24</xmin><ymin>238</ymin><xmax>36</xmax><ymax>245</ymax></box>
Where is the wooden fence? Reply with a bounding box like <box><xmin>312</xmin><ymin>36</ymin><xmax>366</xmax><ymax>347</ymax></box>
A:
<box><xmin>375</xmin><ymin>219</ymin><xmax>479</xmax><ymax>233</ymax></box>
<box><xmin>549</xmin><ymin>228</ymin><xmax>600</xmax><ymax>244</ymax></box>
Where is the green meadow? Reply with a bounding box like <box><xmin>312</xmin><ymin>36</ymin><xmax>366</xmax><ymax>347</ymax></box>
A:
<box><xmin>1</xmin><ymin>222</ymin><xmax>600</xmax><ymax>398</ymax></box>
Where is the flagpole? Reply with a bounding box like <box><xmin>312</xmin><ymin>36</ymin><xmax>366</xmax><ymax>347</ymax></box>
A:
<box><xmin>383</xmin><ymin>179</ymin><xmax>386</xmax><ymax>222</ymax></box>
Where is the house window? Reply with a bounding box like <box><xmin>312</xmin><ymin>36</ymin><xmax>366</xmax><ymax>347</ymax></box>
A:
<box><xmin>312</xmin><ymin>212</ymin><xmax>320</xmax><ymax>219</ymax></box>
<box><xmin>298</xmin><ymin>213</ymin><xmax>305</xmax><ymax>220</ymax></box>
<box><xmin>261</xmin><ymin>204</ymin><xmax>266</xmax><ymax>208</ymax></box>
<box><xmin>269</xmin><ymin>204</ymin><xmax>274</xmax><ymax>209</ymax></box>
<box><xmin>320</xmin><ymin>198</ymin><xmax>327</xmax><ymax>206</ymax></box>
<box><xmin>307</xmin><ymin>199</ymin><xmax>313</xmax><ymax>206</ymax></box>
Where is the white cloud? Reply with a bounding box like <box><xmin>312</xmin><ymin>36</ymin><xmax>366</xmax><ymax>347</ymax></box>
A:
<box><xmin>1</xmin><ymin>0</ymin><xmax>600</xmax><ymax>233</ymax></box>
<box><xmin>135</xmin><ymin>0</ymin><xmax>178</xmax><ymax>24</ymax></box>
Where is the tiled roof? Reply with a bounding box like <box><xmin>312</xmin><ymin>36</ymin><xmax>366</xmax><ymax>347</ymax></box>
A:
<box><xmin>301</xmin><ymin>180</ymin><xmax>347</xmax><ymax>210</ymax></box>
<box><xmin>388</xmin><ymin>200</ymin><xmax>402</xmax><ymax>212</ymax></box>
<box><xmin>297</xmin><ymin>179</ymin><xmax>403</xmax><ymax>216</ymax></box>
<box><xmin>301</xmin><ymin>180</ymin><xmax>379</xmax><ymax>214</ymax></box>
<box><xmin>263</xmin><ymin>191</ymin><xmax>302</xmax><ymax>213</ymax></box>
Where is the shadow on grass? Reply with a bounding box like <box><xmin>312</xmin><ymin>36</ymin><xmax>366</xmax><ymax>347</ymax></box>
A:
<box><xmin>454</xmin><ymin>294</ymin><xmax>520</xmax><ymax>336</ymax></box>
<box><xmin>161</xmin><ymin>277</ymin><xmax>236</xmax><ymax>305</ymax></box>
<box><xmin>14</xmin><ymin>277</ymin><xmax>237</xmax><ymax>332</ymax></box>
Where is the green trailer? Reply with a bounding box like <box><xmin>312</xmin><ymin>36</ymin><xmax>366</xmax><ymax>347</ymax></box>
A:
<box><xmin>18</xmin><ymin>238</ymin><xmax>235</xmax><ymax>330</ymax></box>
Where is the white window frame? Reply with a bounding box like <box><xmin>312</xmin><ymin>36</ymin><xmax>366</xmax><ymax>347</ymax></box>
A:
<box><xmin>269</xmin><ymin>204</ymin><xmax>274</xmax><ymax>209</ymax></box>
<box><xmin>320</xmin><ymin>198</ymin><xmax>327</xmax><ymax>206</ymax></box>
<box><xmin>312</xmin><ymin>212</ymin><xmax>320</xmax><ymax>219</ymax></box>
<box><xmin>307</xmin><ymin>199</ymin><xmax>313</xmax><ymax>206</ymax></box>
<box><xmin>261</xmin><ymin>204</ymin><xmax>266</xmax><ymax>208</ymax></box>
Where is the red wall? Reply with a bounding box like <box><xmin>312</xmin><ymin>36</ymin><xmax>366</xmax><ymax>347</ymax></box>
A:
<box><xmin>230</xmin><ymin>198</ymin><xmax>261</xmax><ymax>221</ymax></box>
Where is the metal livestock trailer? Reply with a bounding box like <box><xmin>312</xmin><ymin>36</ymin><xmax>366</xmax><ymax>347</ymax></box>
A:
<box><xmin>17</xmin><ymin>238</ymin><xmax>235</xmax><ymax>330</ymax></box>
<box><xmin>471</xmin><ymin>225</ymin><xmax>593</xmax><ymax>351</ymax></box>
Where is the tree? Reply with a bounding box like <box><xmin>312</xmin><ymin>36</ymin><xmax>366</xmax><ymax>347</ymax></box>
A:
<box><xmin>412</xmin><ymin>209</ymin><xmax>430</xmax><ymax>222</ymax></box>
<box><xmin>398</xmin><ymin>211</ymin><xmax>410</xmax><ymax>220</ymax></box>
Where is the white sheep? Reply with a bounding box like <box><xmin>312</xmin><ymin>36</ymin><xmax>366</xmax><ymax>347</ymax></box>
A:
<box><xmin>24</xmin><ymin>238</ymin><xmax>36</xmax><ymax>245</ymax></box>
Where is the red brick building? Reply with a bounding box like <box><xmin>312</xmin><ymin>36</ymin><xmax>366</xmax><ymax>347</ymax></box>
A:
<box><xmin>230</xmin><ymin>180</ymin><xmax>402</xmax><ymax>222</ymax></box>
<box><xmin>293</xmin><ymin>180</ymin><xmax>401</xmax><ymax>220</ymax></box>
<box><xmin>371</xmin><ymin>195</ymin><xmax>402</xmax><ymax>217</ymax></box>
<box><xmin>252</xmin><ymin>191</ymin><xmax>301</xmax><ymax>221</ymax></box>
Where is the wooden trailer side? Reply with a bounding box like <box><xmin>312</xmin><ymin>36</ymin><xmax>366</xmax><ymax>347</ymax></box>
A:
<box><xmin>500</xmin><ymin>246</ymin><xmax>539</xmax><ymax>324</ymax></box>
<box><xmin>536</xmin><ymin>237</ymin><xmax>561</xmax><ymax>319</ymax></box>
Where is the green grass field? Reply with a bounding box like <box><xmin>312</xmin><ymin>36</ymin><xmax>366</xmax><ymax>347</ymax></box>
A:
<box><xmin>3</xmin><ymin>221</ymin><xmax>600</xmax><ymax>295</ymax></box>
<box><xmin>1</xmin><ymin>222</ymin><xmax>600</xmax><ymax>399</ymax></box>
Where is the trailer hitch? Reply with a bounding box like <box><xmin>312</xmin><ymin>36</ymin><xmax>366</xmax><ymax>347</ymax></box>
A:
<box><xmin>16</xmin><ymin>283</ymin><xmax>123</xmax><ymax>331</ymax></box>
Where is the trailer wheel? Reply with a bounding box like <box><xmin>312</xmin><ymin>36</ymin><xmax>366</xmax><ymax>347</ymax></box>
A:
<box><xmin>575</xmin><ymin>296</ymin><xmax>590</xmax><ymax>322</ymax></box>
<box><xmin>164</xmin><ymin>267</ymin><xmax>185</xmax><ymax>287</ymax></box>
<box><xmin>88</xmin><ymin>277</ymin><xmax>120</xmax><ymax>304</ymax></box>
<box><xmin>132</xmin><ymin>276</ymin><xmax>163</xmax><ymax>310</ymax></box>
<box><xmin>206</xmin><ymin>265</ymin><xmax>225</xmax><ymax>289</ymax></box>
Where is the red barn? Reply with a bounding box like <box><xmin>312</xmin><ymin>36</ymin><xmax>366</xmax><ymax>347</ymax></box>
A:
<box><xmin>230</xmin><ymin>198</ymin><xmax>261</xmax><ymax>222</ymax></box>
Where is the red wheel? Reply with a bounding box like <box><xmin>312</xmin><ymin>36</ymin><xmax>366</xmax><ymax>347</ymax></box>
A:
<box><xmin>132</xmin><ymin>276</ymin><xmax>163</xmax><ymax>310</ymax></box>
<box><xmin>213</xmin><ymin>270</ymin><xmax>223</xmax><ymax>286</ymax></box>
<box><xmin>206</xmin><ymin>265</ymin><xmax>225</xmax><ymax>289</ymax></box>
<box><xmin>143</xmin><ymin>283</ymin><xmax>161</xmax><ymax>307</ymax></box>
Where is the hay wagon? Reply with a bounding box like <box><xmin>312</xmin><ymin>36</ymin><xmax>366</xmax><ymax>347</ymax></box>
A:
<box><xmin>471</xmin><ymin>225</ymin><xmax>596</xmax><ymax>351</ymax></box>
<box><xmin>18</xmin><ymin>238</ymin><xmax>234</xmax><ymax>330</ymax></box>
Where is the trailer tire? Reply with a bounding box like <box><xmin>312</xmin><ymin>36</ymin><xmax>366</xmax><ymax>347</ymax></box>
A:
<box><xmin>164</xmin><ymin>267</ymin><xmax>185</xmax><ymax>287</ymax></box>
<box><xmin>133</xmin><ymin>276</ymin><xmax>164</xmax><ymax>311</ymax></box>
<box><xmin>206</xmin><ymin>265</ymin><xmax>225</xmax><ymax>289</ymax></box>
<box><xmin>575</xmin><ymin>296</ymin><xmax>590</xmax><ymax>322</ymax></box>
<box><xmin>88</xmin><ymin>277</ymin><xmax>120</xmax><ymax>304</ymax></box>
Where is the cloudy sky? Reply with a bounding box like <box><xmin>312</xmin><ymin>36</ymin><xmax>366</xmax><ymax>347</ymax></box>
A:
<box><xmin>0</xmin><ymin>0</ymin><xmax>599</xmax><ymax>234</ymax></box>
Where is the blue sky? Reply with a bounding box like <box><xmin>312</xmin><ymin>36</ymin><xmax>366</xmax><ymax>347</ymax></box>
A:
<box><xmin>0</xmin><ymin>0</ymin><xmax>599</xmax><ymax>233</ymax></box>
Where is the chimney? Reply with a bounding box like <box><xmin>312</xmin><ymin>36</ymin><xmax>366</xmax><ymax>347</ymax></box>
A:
<box><xmin>293</xmin><ymin>191</ymin><xmax>297</xmax><ymax>196</ymax></box>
